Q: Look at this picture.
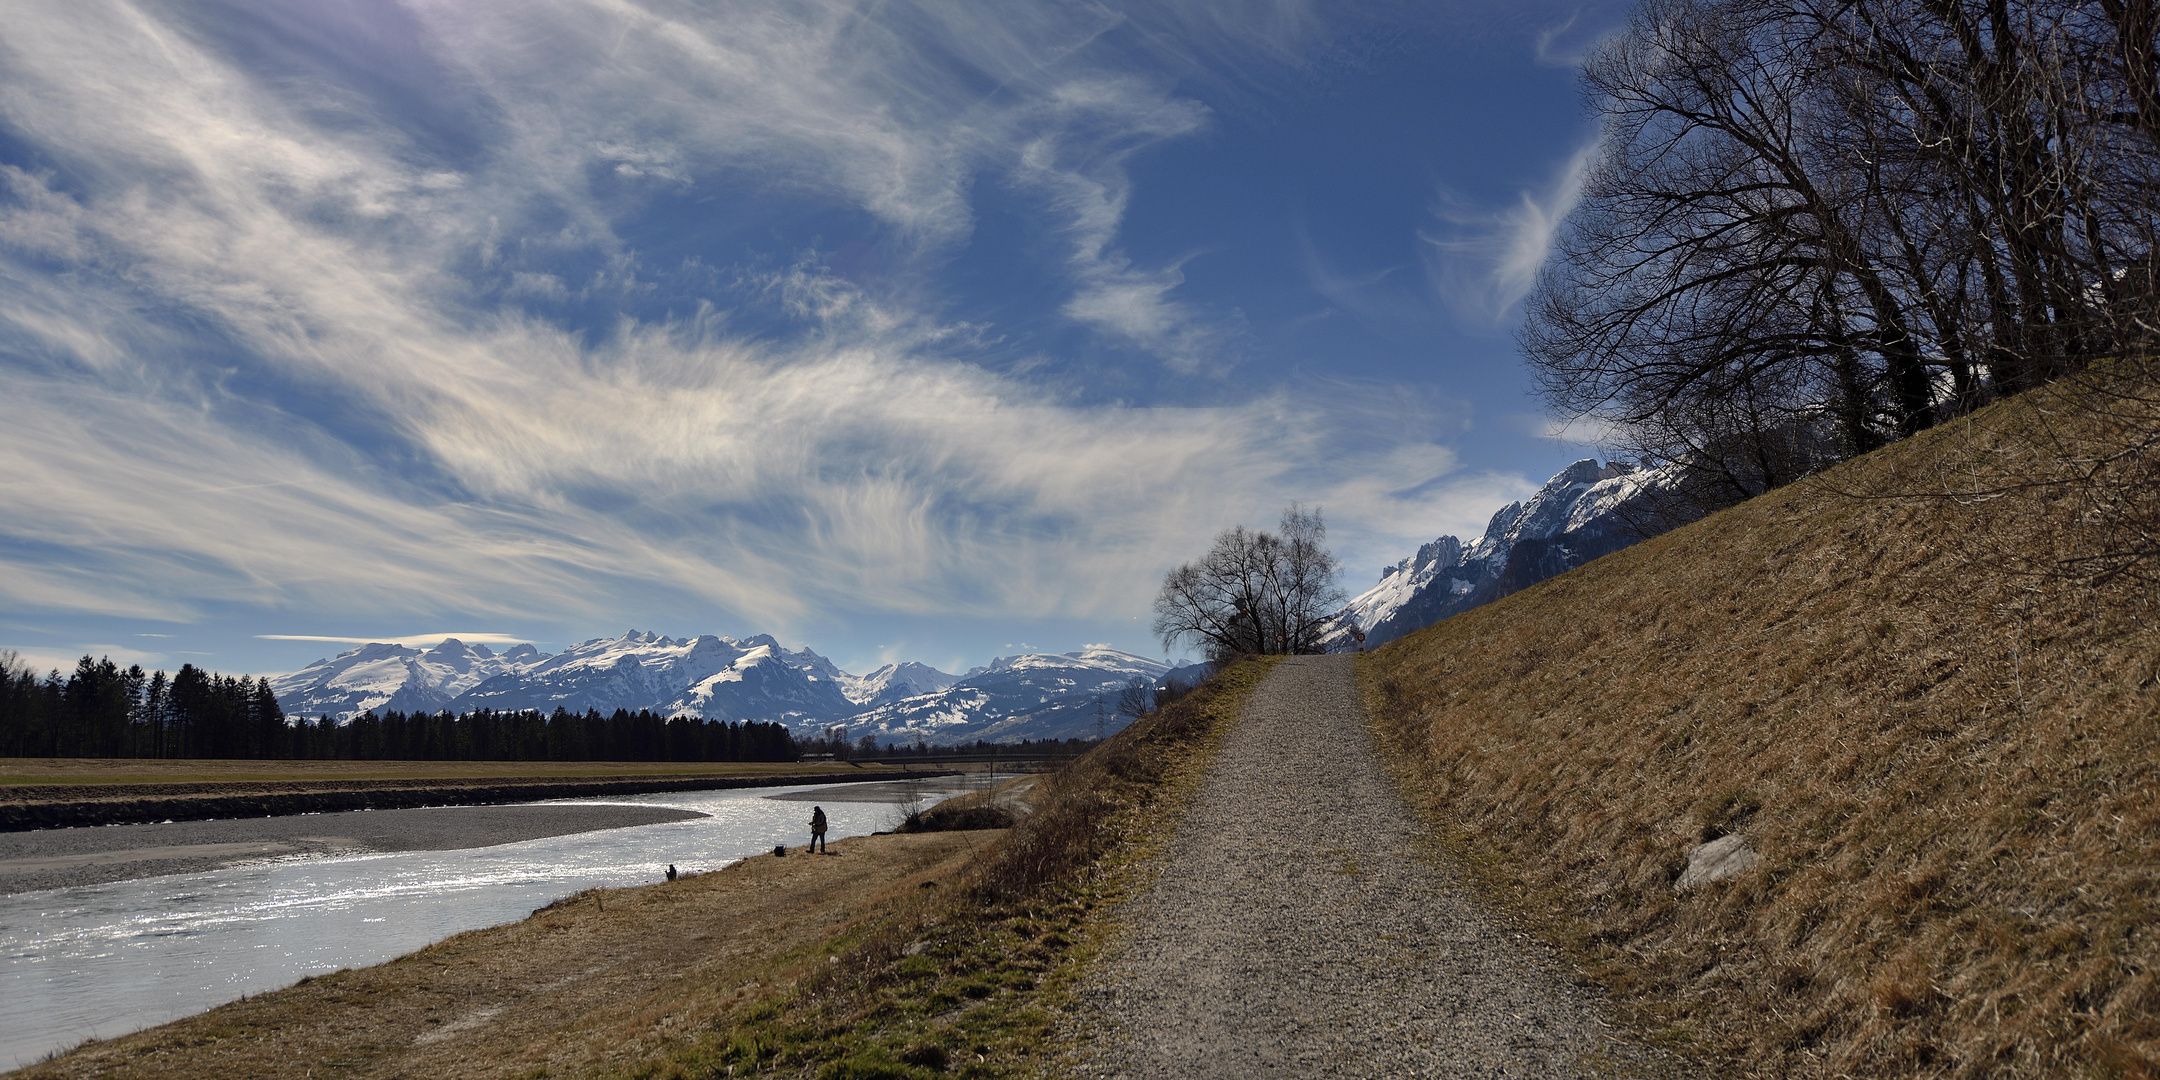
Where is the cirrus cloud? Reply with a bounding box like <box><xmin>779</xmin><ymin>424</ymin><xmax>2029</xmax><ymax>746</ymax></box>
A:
<box><xmin>0</xmin><ymin>0</ymin><xmax>1538</xmax><ymax>656</ymax></box>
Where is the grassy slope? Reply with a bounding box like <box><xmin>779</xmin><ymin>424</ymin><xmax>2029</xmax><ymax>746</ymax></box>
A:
<box><xmin>1364</xmin><ymin>389</ymin><xmax>2160</xmax><ymax>1078</ymax></box>
<box><xmin>632</xmin><ymin>656</ymin><xmax>1274</xmax><ymax>1080</ymax></box>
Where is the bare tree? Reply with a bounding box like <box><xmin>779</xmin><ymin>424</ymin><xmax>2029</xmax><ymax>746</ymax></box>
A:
<box><xmin>1116</xmin><ymin>677</ymin><xmax>1154</xmax><ymax>720</ymax></box>
<box><xmin>1525</xmin><ymin>0</ymin><xmax>2160</xmax><ymax>507</ymax></box>
<box><xmin>1152</xmin><ymin>505</ymin><xmax>1346</xmax><ymax>662</ymax></box>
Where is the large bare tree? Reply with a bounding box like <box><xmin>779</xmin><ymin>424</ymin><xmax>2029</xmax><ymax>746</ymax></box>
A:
<box><xmin>1152</xmin><ymin>506</ymin><xmax>1345</xmax><ymax>662</ymax></box>
<box><xmin>1524</xmin><ymin>0</ymin><xmax>2160</xmax><ymax>507</ymax></box>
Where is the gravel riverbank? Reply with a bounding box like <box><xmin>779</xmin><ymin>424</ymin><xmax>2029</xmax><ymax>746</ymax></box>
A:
<box><xmin>1076</xmin><ymin>654</ymin><xmax>1691</xmax><ymax>1079</ymax></box>
<box><xmin>0</xmin><ymin>769</ymin><xmax>955</xmax><ymax>832</ymax></box>
<box><xmin>0</xmin><ymin>803</ymin><xmax>706</xmax><ymax>894</ymax></box>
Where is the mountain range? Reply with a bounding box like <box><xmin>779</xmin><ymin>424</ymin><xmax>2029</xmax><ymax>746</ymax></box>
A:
<box><xmin>271</xmin><ymin>632</ymin><xmax>1164</xmax><ymax>746</ymax></box>
<box><xmin>1330</xmin><ymin>458</ymin><xmax>1679</xmax><ymax>649</ymax></box>
<box><xmin>273</xmin><ymin>458</ymin><xmax>1672</xmax><ymax>744</ymax></box>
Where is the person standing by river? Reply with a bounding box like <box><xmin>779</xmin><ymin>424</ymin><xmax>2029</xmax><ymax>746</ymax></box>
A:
<box><xmin>809</xmin><ymin>806</ymin><xmax>828</xmax><ymax>854</ymax></box>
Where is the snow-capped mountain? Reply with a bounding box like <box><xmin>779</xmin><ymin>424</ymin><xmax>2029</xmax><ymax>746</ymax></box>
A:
<box><xmin>1334</xmin><ymin>459</ymin><xmax>1679</xmax><ymax>648</ymax></box>
<box><xmin>267</xmin><ymin>638</ymin><xmax>545</xmax><ymax>718</ymax></box>
<box><xmin>840</xmin><ymin>662</ymin><xmax>964</xmax><ymax>707</ymax></box>
<box><xmin>460</xmin><ymin>631</ymin><xmax>862</xmax><ymax>724</ymax></box>
<box><xmin>846</xmin><ymin>648</ymin><xmax>1171</xmax><ymax>744</ymax></box>
<box><xmin>274</xmin><ymin>631</ymin><xmax>863</xmax><ymax>725</ymax></box>
<box><xmin>273</xmin><ymin>632</ymin><xmax>1164</xmax><ymax>745</ymax></box>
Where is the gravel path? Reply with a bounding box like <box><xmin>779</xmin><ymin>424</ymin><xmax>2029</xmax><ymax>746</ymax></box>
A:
<box><xmin>1078</xmin><ymin>655</ymin><xmax>1686</xmax><ymax>1079</ymax></box>
<box><xmin>0</xmin><ymin>803</ymin><xmax>705</xmax><ymax>894</ymax></box>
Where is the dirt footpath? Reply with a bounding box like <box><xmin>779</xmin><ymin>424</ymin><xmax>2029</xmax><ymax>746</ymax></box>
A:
<box><xmin>1076</xmin><ymin>655</ymin><xmax>1689</xmax><ymax>1079</ymax></box>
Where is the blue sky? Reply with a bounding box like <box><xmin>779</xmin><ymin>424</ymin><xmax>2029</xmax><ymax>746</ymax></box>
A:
<box><xmin>0</xmin><ymin>0</ymin><xmax>1628</xmax><ymax>679</ymax></box>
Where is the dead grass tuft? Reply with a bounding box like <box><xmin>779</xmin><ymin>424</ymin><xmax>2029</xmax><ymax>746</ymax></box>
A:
<box><xmin>1364</xmin><ymin>381</ymin><xmax>2160</xmax><ymax>1078</ymax></box>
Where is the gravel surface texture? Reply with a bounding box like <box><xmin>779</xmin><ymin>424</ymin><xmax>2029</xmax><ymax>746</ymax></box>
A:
<box><xmin>1077</xmin><ymin>655</ymin><xmax>1689</xmax><ymax>1079</ymax></box>
<box><xmin>0</xmin><ymin>803</ymin><xmax>705</xmax><ymax>894</ymax></box>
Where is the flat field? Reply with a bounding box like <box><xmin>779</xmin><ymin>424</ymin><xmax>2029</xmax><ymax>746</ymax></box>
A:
<box><xmin>0</xmin><ymin>758</ymin><xmax>890</xmax><ymax>787</ymax></box>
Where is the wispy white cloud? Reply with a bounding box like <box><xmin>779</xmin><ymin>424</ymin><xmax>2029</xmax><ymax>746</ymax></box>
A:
<box><xmin>1</xmin><ymin>644</ymin><xmax>170</xmax><ymax>674</ymax></box>
<box><xmin>1420</xmin><ymin>132</ymin><xmax>1600</xmax><ymax>325</ymax></box>
<box><xmin>1009</xmin><ymin>76</ymin><xmax>1230</xmax><ymax>369</ymax></box>
<box><xmin>1524</xmin><ymin>411</ymin><xmax>1630</xmax><ymax>448</ymax></box>
<box><xmin>1532</xmin><ymin>8</ymin><xmax>1626</xmax><ymax>69</ymax></box>
<box><xmin>257</xmin><ymin>633</ymin><xmax>530</xmax><ymax>648</ymax></box>
<box><xmin>0</xmin><ymin>0</ymin><xmax>1501</xmax><ymax>644</ymax></box>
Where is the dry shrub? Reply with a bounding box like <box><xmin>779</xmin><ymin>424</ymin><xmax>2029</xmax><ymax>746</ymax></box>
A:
<box><xmin>897</xmin><ymin>797</ymin><xmax>1016</xmax><ymax>833</ymax></box>
<box><xmin>1365</xmin><ymin>380</ymin><xmax>2160</xmax><ymax>1079</ymax></box>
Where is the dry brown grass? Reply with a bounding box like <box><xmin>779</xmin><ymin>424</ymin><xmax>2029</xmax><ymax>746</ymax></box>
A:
<box><xmin>1363</xmin><ymin>384</ymin><xmax>2160</xmax><ymax>1078</ymax></box>
<box><xmin>14</xmin><ymin>831</ymin><xmax>982</xmax><ymax>1080</ymax></box>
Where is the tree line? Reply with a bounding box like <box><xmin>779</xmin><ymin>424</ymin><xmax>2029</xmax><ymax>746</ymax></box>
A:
<box><xmin>0</xmin><ymin>652</ymin><xmax>797</xmax><ymax>762</ymax></box>
<box><xmin>1526</xmin><ymin>0</ymin><xmax>2160</xmax><ymax>509</ymax></box>
<box><xmin>1</xmin><ymin>654</ymin><xmax>284</xmax><ymax>759</ymax></box>
<box><xmin>283</xmin><ymin>707</ymin><xmax>798</xmax><ymax>762</ymax></box>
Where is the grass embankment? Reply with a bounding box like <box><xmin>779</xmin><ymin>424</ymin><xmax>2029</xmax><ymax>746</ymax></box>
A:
<box><xmin>15</xmin><ymin>660</ymin><xmax>1270</xmax><ymax>1080</ymax></box>
<box><xmin>1364</xmin><ymin>384</ymin><xmax>2160</xmax><ymax>1078</ymax></box>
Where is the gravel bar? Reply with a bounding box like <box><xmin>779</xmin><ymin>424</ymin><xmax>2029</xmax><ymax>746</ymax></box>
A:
<box><xmin>0</xmin><ymin>770</ymin><xmax>957</xmax><ymax>832</ymax></box>
<box><xmin>1077</xmin><ymin>655</ymin><xmax>1690</xmax><ymax>1079</ymax></box>
<box><xmin>0</xmin><ymin>803</ymin><xmax>706</xmax><ymax>894</ymax></box>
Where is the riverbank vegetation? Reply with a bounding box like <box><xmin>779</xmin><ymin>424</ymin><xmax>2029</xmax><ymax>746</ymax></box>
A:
<box><xmin>1364</xmin><ymin>378</ymin><xmax>2160</xmax><ymax>1077</ymax></box>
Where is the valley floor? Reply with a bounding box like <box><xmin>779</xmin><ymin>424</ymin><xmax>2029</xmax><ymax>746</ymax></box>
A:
<box><xmin>12</xmin><ymin>829</ymin><xmax>982</xmax><ymax>1080</ymax></box>
<box><xmin>0</xmin><ymin>758</ymin><xmax>871</xmax><ymax>787</ymax></box>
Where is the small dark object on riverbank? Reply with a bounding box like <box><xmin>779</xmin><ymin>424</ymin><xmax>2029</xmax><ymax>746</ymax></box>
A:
<box><xmin>898</xmin><ymin>804</ymin><xmax>1015</xmax><ymax>833</ymax></box>
<box><xmin>666</xmin><ymin>863</ymin><xmax>677</xmax><ymax>881</ymax></box>
<box><xmin>773</xmin><ymin>845</ymin><xmax>787</xmax><ymax>857</ymax></box>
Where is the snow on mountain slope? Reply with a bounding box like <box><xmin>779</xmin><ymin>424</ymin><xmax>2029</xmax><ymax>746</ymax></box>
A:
<box><xmin>840</xmin><ymin>661</ymin><xmax>962</xmax><ymax>707</ymax></box>
<box><xmin>1334</xmin><ymin>459</ymin><xmax>1679</xmax><ymax>648</ymax></box>
<box><xmin>448</xmin><ymin>630</ymin><xmax>858</xmax><ymax>724</ymax></box>
<box><xmin>272</xmin><ymin>633</ymin><xmax>1134</xmax><ymax>744</ymax></box>
<box><xmin>272</xmin><ymin>638</ymin><xmax>543</xmax><ymax>719</ymax></box>
<box><xmin>848</xmin><ymin>648</ymin><xmax>1170</xmax><ymax>744</ymax></box>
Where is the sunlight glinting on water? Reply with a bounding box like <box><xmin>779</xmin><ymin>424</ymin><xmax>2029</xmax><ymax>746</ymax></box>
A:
<box><xmin>0</xmin><ymin>778</ymin><xmax>986</xmax><ymax>1068</ymax></box>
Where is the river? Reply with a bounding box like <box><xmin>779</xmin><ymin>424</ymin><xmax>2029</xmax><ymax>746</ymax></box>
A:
<box><xmin>0</xmin><ymin>776</ymin><xmax>987</xmax><ymax>1068</ymax></box>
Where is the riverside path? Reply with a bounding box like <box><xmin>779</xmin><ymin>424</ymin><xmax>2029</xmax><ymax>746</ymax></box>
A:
<box><xmin>1076</xmin><ymin>654</ymin><xmax>1689</xmax><ymax>1079</ymax></box>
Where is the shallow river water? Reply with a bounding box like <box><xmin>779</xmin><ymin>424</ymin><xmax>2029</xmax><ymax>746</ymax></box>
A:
<box><xmin>0</xmin><ymin>777</ymin><xmax>985</xmax><ymax>1068</ymax></box>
